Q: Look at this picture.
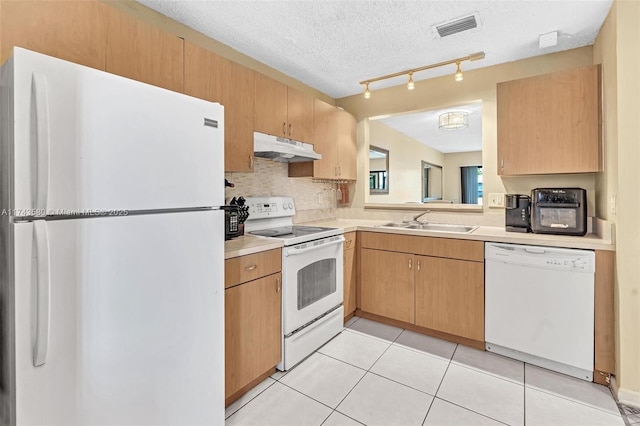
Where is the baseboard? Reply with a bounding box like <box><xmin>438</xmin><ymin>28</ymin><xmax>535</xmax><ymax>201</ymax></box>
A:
<box><xmin>617</xmin><ymin>384</ymin><xmax>640</xmax><ymax>409</ymax></box>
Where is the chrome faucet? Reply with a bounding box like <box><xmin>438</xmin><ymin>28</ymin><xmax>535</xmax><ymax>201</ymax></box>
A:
<box><xmin>413</xmin><ymin>211</ymin><xmax>430</xmax><ymax>222</ymax></box>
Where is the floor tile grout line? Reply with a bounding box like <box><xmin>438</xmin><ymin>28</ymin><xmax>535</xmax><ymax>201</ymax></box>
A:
<box><xmin>333</xmin><ymin>409</ymin><xmax>368</xmax><ymax>425</ymax></box>
<box><xmin>326</xmin><ymin>324</ymin><xmax>406</xmax><ymax>421</ymax></box>
<box><xmin>366</xmin><ymin>370</ymin><xmax>439</xmax><ymax>398</ymax></box>
<box><xmin>277</xmin><ymin>380</ymin><xmax>343</xmax><ymax>412</ymax></box>
<box><xmin>449</xmin><ymin>358</ymin><xmax>525</xmax><ymax>386</ymax></box>
<box><xmin>224</xmin><ymin>378</ymin><xmax>277</xmax><ymax>420</ymax></box>
<box><xmin>391</xmin><ymin>340</ymin><xmax>457</xmax><ymax>364</ymax></box>
<box><xmin>431</xmin><ymin>396</ymin><xmax>512</xmax><ymax>426</ymax></box>
<box><xmin>525</xmin><ymin>384</ymin><xmax>625</xmax><ymax>419</ymax></box>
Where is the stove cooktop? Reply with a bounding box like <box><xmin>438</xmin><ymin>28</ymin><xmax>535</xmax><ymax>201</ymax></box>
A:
<box><xmin>248</xmin><ymin>225</ymin><xmax>343</xmax><ymax>245</ymax></box>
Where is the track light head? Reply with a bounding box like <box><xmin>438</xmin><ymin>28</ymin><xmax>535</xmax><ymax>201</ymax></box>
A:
<box><xmin>455</xmin><ymin>62</ymin><xmax>464</xmax><ymax>82</ymax></box>
<box><xmin>407</xmin><ymin>73</ymin><xmax>415</xmax><ymax>90</ymax></box>
<box><xmin>364</xmin><ymin>82</ymin><xmax>371</xmax><ymax>99</ymax></box>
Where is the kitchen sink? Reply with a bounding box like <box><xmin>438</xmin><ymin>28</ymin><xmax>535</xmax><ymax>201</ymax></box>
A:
<box><xmin>380</xmin><ymin>222</ymin><xmax>478</xmax><ymax>234</ymax></box>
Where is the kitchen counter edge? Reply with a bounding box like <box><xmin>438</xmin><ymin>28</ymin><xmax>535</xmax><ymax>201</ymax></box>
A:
<box><xmin>300</xmin><ymin>219</ymin><xmax>615</xmax><ymax>252</ymax></box>
<box><xmin>224</xmin><ymin>235</ymin><xmax>284</xmax><ymax>259</ymax></box>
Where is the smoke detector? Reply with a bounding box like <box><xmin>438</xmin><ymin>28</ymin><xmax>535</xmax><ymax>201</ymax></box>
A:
<box><xmin>539</xmin><ymin>31</ymin><xmax>559</xmax><ymax>49</ymax></box>
<box><xmin>434</xmin><ymin>13</ymin><xmax>481</xmax><ymax>38</ymax></box>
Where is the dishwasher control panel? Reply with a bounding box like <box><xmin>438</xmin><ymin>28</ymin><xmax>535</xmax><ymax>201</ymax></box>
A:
<box><xmin>485</xmin><ymin>243</ymin><xmax>595</xmax><ymax>273</ymax></box>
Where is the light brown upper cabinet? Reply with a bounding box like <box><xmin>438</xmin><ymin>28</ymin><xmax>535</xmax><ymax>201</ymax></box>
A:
<box><xmin>0</xmin><ymin>0</ymin><xmax>108</xmax><ymax>69</ymax></box>
<box><xmin>497</xmin><ymin>65</ymin><xmax>602</xmax><ymax>175</ymax></box>
<box><xmin>106</xmin><ymin>8</ymin><xmax>184</xmax><ymax>93</ymax></box>
<box><xmin>335</xmin><ymin>108</ymin><xmax>357</xmax><ymax>180</ymax></box>
<box><xmin>184</xmin><ymin>42</ymin><xmax>255</xmax><ymax>172</ymax></box>
<box><xmin>289</xmin><ymin>99</ymin><xmax>357</xmax><ymax>180</ymax></box>
<box><xmin>254</xmin><ymin>73</ymin><xmax>314</xmax><ymax>143</ymax></box>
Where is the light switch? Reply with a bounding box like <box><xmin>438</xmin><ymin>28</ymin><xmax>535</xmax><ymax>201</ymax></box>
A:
<box><xmin>488</xmin><ymin>193</ymin><xmax>505</xmax><ymax>208</ymax></box>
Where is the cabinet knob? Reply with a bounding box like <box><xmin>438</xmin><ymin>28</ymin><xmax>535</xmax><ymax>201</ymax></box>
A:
<box><xmin>276</xmin><ymin>277</ymin><xmax>281</xmax><ymax>293</ymax></box>
<box><xmin>283</xmin><ymin>122</ymin><xmax>287</xmax><ymax>135</ymax></box>
<box><xmin>500</xmin><ymin>159</ymin><xmax>504</xmax><ymax>172</ymax></box>
<box><xmin>289</xmin><ymin>123</ymin><xmax>293</xmax><ymax>136</ymax></box>
<box><xmin>244</xmin><ymin>264</ymin><xmax>257</xmax><ymax>271</ymax></box>
<box><xmin>417</xmin><ymin>260</ymin><xmax>421</xmax><ymax>272</ymax></box>
<box><xmin>409</xmin><ymin>258</ymin><xmax>412</xmax><ymax>270</ymax></box>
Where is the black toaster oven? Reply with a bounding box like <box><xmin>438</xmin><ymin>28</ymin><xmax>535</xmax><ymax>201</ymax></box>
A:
<box><xmin>531</xmin><ymin>188</ymin><xmax>587</xmax><ymax>236</ymax></box>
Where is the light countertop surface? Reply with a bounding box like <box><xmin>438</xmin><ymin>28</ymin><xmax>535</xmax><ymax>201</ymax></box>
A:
<box><xmin>224</xmin><ymin>235</ymin><xmax>283</xmax><ymax>259</ymax></box>
<box><xmin>300</xmin><ymin>219</ymin><xmax>615</xmax><ymax>251</ymax></box>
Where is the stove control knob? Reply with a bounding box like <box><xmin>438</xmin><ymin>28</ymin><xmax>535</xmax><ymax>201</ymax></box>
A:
<box><xmin>283</xmin><ymin>204</ymin><xmax>288</xmax><ymax>210</ymax></box>
<box><xmin>288</xmin><ymin>203</ymin><xmax>294</xmax><ymax>210</ymax></box>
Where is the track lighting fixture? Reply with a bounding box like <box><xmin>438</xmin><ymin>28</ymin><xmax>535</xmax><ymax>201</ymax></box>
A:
<box><xmin>455</xmin><ymin>62</ymin><xmax>464</xmax><ymax>82</ymax></box>
<box><xmin>360</xmin><ymin>51</ymin><xmax>484</xmax><ymax>99</ymax></box>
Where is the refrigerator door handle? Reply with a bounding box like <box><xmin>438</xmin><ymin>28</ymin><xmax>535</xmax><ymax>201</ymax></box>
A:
<box><xmin>33</xmin><ymin>221</ymin><xmax>51</xmax><ymax>367</ymax></box>
<box><xmin>32</xmin><ymin>73</ymin><xmax>50</xmax><ymax>213</ymax></box>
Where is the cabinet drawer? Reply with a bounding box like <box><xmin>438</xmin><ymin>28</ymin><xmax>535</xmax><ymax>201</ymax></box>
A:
<box><xmin>360</xmin><ymin>232</ymin><xmax>483</xmax><ymax>262</ymax></box>
<box><xmin>225</xmin><ymin>249</ymin><xmax>282</xmax><ymax>288</ymax></box>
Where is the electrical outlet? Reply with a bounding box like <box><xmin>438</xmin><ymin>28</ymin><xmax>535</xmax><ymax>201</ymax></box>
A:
<box><xmin>610</xmin><ymin>193</ymin><xmax>617</xmax><ymax>215</ymax></box>
<box><xmin>488</xmin><ymin>193</ymin><xmax>505</xmax><ymax>208</ymax></box>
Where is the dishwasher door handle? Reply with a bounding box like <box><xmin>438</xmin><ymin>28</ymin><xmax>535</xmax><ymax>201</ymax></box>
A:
<box><xmin>524</xmin><ymin>247</ymin><xmax>546</xmax><ymax>254</ymax></box>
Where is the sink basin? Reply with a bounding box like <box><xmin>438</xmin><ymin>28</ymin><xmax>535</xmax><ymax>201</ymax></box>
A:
<box><xmin>381</xmin><ymin>222</ymin><xmax>478</xmax><ymax>234</ymax></box>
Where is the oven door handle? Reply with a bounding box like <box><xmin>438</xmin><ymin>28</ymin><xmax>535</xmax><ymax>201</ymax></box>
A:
<box><xmin>286</xmin><ymin>237</ymin><xmax>345</xmax><ymax>256</ymax></box>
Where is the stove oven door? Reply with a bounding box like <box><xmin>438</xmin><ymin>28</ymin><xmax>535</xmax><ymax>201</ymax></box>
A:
<box><xmin>282</xmin><ymin>236</ymin><xmax>344</xmax><ymax>335</ymax></box>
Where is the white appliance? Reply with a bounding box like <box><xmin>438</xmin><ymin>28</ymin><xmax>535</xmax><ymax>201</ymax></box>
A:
<box><xmin>485</xmin><ymin>242</ymin><xmax>595</xmax><ymax>381</ymax></box>
<box><xmin>0</xmin><ymin>48</ymin><xmax>225</xmax><ymax>425</ymax></box>
<box><xmin>253</xmin><ymin>131</ymin><xmax>322</xmax><ymax>162</ymax></box>
<box><xmin>244</xmin><ymin>197</ymin><xmax>343</xmax><ymax>370</ymax></box>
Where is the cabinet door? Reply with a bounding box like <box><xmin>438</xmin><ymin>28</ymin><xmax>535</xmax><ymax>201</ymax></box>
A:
<box><xmin>1</xmin><ymin>0</ymin><xmax>107</xmax><ymax>69</ymax></box>
<box><xmin>106</xmin><ymin>8</ymin><xmax>184</xmax><ymax>92</ymax></box>
<box><xmin>415</xmin><ymin>256</ymin><xmax>484</xmax><ymax>341</ymax></box>
<box><xmin>312</xmin><ymin>98</ymin><xmax>338</xmax><ymax>179</ymax></box>
<box><xmin>254</xmin><ymin>73</ymin><xmax>288</xmax><ymax>137</ymax></box>
<box><xmin>343</xmin><ymin>241</ymin><xmax>357</xmax><ymax>320</ymax></box>
<box><xmin>336</xmin><ymin>108</ymin><xmax>357</xmax><ymax>180</ymax></box>
<box><xmin>360</xmin><ymin>249</ymin><xmax>414</xmax><ymax>323</ymax></box>
<box><xmin>184</xmin><ymin>42</ymin><xmax>255</xmax><ymax>172</ymax></box>
<box><xmin>225</xmin><ymin>273</ymin><xmax>282</xmax><ymax>399</ymax></box>
<box><xmin>497</xmin><ymin>65</ymin><xmax>601</xmax><ymax>175</ymax></box>
<box><xmin>286</xmin><ymin>86</ymin><xmax>314</xmax><ymax>143</ymax></box>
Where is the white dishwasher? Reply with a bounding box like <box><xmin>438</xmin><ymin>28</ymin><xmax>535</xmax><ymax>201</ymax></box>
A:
<box><xmin>485</xmin><ymin>242</ymin><xmax>595</xmax><ymax>381</ymax></box>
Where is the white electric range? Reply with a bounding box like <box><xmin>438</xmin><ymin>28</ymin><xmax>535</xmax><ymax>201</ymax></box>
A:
<box><xmin>244</xmin><ymin>196</ymin><xmax>344</xmax><ymax>370</ymax></box>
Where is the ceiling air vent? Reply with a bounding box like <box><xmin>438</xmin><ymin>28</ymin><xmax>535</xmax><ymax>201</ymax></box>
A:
<box><xmin>436</xmin><ymin>15</ymin><xmax>478</xmax><ymax>38</ymax></box>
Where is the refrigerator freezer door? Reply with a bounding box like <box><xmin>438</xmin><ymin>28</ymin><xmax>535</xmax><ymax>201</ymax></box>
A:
<box><xmin>10</xmin><ymin>47</ymin><xmax>224</xmax><ymax>215</ymax></box>
<box><xmin>13</xmin><ymin>211</ymin><xmax>224</xmax><ymax>425</ymax></box>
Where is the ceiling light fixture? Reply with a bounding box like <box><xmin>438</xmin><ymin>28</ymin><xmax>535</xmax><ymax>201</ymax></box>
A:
<box><xmin>455</xmin><ymin>62</ymin><xmax>464</xmax><ymax>82</ymax></box>
<box><xmin>364</xmin><ymin>82</ymin><xmax>371</xmax><ymax>99</ymax></box>
<box><xmin>439</xmin><ymin>112</ymin><xmax>469</xmax><ymax>130</ymax></box>
<box><xmin>407</xmin><ymin>72</ymin><xmax>415</xmax><ymax>90</ymax></box>
<box><xmin>360</xmin><ymin>51</ymin><xmax>484</xmax><ymax>99</ymax></box>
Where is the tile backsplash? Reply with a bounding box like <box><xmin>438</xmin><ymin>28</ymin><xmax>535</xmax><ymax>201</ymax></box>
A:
<box><xmin>225</xmin><ymin>158</ymin><xmax>338</xmax><ymax>223</ymax></box>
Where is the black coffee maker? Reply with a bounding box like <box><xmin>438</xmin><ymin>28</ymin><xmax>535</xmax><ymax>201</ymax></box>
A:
<box><xmin>505</xmin><ymin>194</ymin><xmax>531</xmax><ymax>233</ymax></box>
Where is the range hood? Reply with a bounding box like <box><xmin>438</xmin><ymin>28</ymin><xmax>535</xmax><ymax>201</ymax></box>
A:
<box><xmin>253</xmin><ymin>131</ymin><xmax>321</xmax><ymax>163</ymax></box>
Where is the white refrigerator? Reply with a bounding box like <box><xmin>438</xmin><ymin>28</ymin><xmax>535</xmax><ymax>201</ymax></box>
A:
<box><xmin>0</xmin><ymin>48</ymin><xmax>225</xmax><ymax>425</ymax></box>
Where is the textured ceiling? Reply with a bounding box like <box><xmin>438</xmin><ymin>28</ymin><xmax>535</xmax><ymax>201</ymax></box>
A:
<box><xmin>376</xmin><ymin>102</ymin><xmax>483</xmax><ymax>154</ymax></box>
<box><xmin>138</xmin><ymin>0</ymin><xmax>612</xmax><ymax>99</ymax></box>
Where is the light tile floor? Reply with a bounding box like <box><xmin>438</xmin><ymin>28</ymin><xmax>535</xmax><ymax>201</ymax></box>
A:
<box><xmin>226</xmin><ymin>317</ymin><xmax>628</xmax><ymax>426</ymax></box>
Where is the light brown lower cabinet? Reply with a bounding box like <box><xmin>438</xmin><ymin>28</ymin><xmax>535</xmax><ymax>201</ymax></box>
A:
<box><xmin>360</xmin><ymin>248</ymin><xmax>415</xmax><ymax>323</ymax></box>
<box><xmin>415</xmin><ymin>256</ymin><xmax>484</xmax><ymax>341</ymax></box>
<box><xmin>343</xmin><ymin>232</ymin><xmax>357</xmax><ymax>321</ymax></box>
<box><xmin>358</xmin><ymin>232</ymin><xmax>484</xmax><ymax>344</ymax></box>
<box><xmin>225</xmin><ymin>272</ymin><xmax>281</xmax><ymax>403</ymax></box>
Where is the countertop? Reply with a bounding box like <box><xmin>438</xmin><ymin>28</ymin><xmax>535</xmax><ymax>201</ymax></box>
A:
<box><xmin>224</xmin><ymin>235</ymin><xmax>284</xmax><ymax>259</ymax></box>
<box><xmin>300</xmin><ymin>219</ymin><xmax>615</xmax><ymax>251</ymax></box>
